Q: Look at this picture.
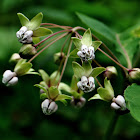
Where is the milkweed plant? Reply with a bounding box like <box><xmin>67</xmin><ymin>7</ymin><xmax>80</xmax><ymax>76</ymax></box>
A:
<box><xmin>2</xmin><ymin>12</ymin><xmax>140</xmax><ymax>139</ymax></box>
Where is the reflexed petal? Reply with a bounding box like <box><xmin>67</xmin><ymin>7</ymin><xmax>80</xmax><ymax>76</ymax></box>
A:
<box><xmin>2</xmin><ymin>70</ymin><xmax>14</xmax><ymax>84</ymax></box>
<box><xmin>7</xmin><ymin>77</ymin><xmax>18</xmax><ymax>86</ymax></box>
<box><xmin>111</xmin><ymin>102</ymin><xmax>120</xmax><ymax>110</ymax></box>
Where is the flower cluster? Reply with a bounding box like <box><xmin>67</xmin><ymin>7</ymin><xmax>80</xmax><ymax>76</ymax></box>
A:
<box><xmin>77</xmin><ymin>76</ymin><xmax>95</xmax><ymax>93</ymax></box>
<box><xmin>77</xmin><ymin>45</ymin><xmax>95</xmax><ymax>61</ymax></box>
<box><xmin>16</xmin><ymin>26</ymin><xmax>33</xmax><ymax>44</ymax></box>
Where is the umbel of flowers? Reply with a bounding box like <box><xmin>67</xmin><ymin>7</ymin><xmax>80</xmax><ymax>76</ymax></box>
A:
<box><xmin>2</xmin><ymin>12</ymin><xmax>130</xmax><ymax>117</ymax></box>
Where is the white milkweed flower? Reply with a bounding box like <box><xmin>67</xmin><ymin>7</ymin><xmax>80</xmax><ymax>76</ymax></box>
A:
<box><xmin>41</xmin><ymin>99</ymin><xmax>58</xmax><ymax>115</ymax></box>
<box><xmin>2</xmin><ymin>70</ymin><xmax>18</xmax><ymax>86</ymax></box>
<box><xmin>16</xmin><ymin>26</ymin><xmax>33</xmax><ymax>44</ymax></box>
<box><xmin>77</xmin><ymin>76</ymin><xmax>95</xmax><ymax>93</ymax></box>
<box><xmin>77</xmin><ymin>44</ymin><xmax>95</xmax><ymax>61</ymax></box>
<box><xmin>111</xmin><ymin>95</ymin><xmax>126</xmax><ymax>111</ymax></box>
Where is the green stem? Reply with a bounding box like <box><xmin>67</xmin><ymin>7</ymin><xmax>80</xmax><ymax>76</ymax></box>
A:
<box><xmin>103</xmin><ymin>113</ymin><xmax>119</xmax><ymax>140</ymax></box>
<box><xmin>98</xmin><ymin>48</ymin><xmax>129</xmax><ymax>71</ymax></box>
<box><xmin>28</xmin><ymin>33</ymin><xmax>68</xmax><ymax>63</ymax></box>
<box><xmin>57</xmin><ymin>39</ymin><xmax>72</xmax><ymax>87</ymax></box>
<box><xmin>34</xmin><ymin>29</ymin><xmax>71</xmax><ymax>47</ymax></box>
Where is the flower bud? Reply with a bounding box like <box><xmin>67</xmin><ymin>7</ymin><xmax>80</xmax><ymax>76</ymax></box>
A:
<box><xmin>2</xmin><ymin>70</ymin><xmax>18</xmax><ymax>86</ymax></box>
<box><xmin>104</xmin><ymin>66</ymin><xmax>117</xmax><ymax>79</ymax></box>
<box><xmin>111</xmin><ymin>95</ymin><xmax>126</xmax><ymax>111</ymax></box>
<box><xmin>9</xmin><ymin>53</ymin><xmax>21</xmax><ymax>64</ymax></box>
<box><xmin>54</xmin><ymin>52</ymin><xmax>65</xmax><ymax>65</ymax></box>
<box><xmin>19</xmin><ymin>44</ymin><xmax>37</xmax><ymax>57</ymax></box>
<box><xmin>41</xmin><ymin>99</ymin><xmax>58</xmax><ymax>115</ymax></box>
<box><xmin>71</xmin><ymin>96</ymin><xmax>86</xmax><ymax>108</ymax></box>
<box><xmin>129</xmin><ymin>68</ymin><xmax>140</xmax><ymax>83</ymax></box>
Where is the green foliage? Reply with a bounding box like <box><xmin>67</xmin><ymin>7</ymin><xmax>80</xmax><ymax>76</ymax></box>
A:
<box><xmin>124</xmin><ymin>84</ymin><xmax>140</xmax><ymax>122</ymax></box>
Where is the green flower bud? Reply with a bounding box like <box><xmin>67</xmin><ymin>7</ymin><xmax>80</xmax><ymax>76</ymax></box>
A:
<box><xmin>54</xmin><ymin>52</ymin><xmax>65</xmax><ymax>65</ymax></box>
<box><xmin>104</xmin><ymin>66</ymin><xmax>117</xmax><ymax>79</ymax></box>
<box><xmin>9</xmin><ymin>53</ymin><xmax>21</xmax><ymax>64</ymax></box>
<box><xmin>19</xmin><ymin>44</ymin><xmax>37</xmax><ymax>57</ymax></box>
<box><xmin>129</xmin><ymin>68</ymin><xmax>140</xmax><ymax>83</ymax></box>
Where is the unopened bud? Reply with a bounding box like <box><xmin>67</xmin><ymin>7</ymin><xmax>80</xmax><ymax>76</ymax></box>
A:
<box><xmin>2</xmin><ymin>70</ymin><xmax>18</xmax><ymax>86</ymax></box>
<box><xmin>9</xmin><ymin>53</ymin><xmax>21</xmax><ymax>64</ymax></box>
<box><xmin>104</xmin><ymin>66</ymin><xmax>117</xmax><ymax>79</ymax></box>
<box><xmin>129</xmin><ymin>68</ymin><xmax>140</xmax><ymax>83</ymax></box>
<box><xmin>111</xmin><ymin>95</ymin><xmax>126</xmax><ymax>111</ymax></box>
<box><xmin>54</xmin><ymin>52</ymin><xmax>65</xmax><ymax>65</ymax></box>
<box><xmin>41</xmin><ymin>99</ymin><xmax>58</xmax><ymax>115</ymax></box>
<box><xmin>19</xmin><ymin>44</ymin><xmax>37</xmax><ymax>57</ymax></box>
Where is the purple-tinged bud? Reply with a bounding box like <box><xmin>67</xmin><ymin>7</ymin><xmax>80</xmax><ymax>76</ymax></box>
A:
<box><xmin>71</xmin><ymin>96</ymin><xmax>86</xmax><ymax>108</ymax></box>
<box><xmin>104</xmin><ymin>66</ymin><xmax>117</xmax><ymax>79</ymax></box>
<box><xmin>129</xmin><ymin>68</ymin><xmax>140</xmax><ymax>83</ymax></box>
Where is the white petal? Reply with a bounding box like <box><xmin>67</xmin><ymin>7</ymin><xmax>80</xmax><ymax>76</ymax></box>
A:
<box><xmin>111</xmin><ymin>102</ymin><xmax>120</xmax><ymax>110</ymax></box>
<box><xmin>20</xmin><ymin>26</ymin><xmax>28</xmax><ymax>32</ymax></box>
<box><xmin>53</xmin><ymin>104</ymin><xmax>58</xmax><ymax>113</ymax></box>
<box><xmin>2</xmin><ymin>70</ymin><xmax>14</xmax><ymax>84</ymax></box>
<box><xmin>81</xmin><ymin>76</ymin><xmax>88</xmax><ymax>83</ymax></box>
<box><xmin>88</xmin><ymin>77</ymin><xmax>94</xmax><ymax>83</ymax></box>
<box><xmin>48</xmin><ymin>101</ymin><xmax>57</xmax><ymax>114</ymax></box>
<box><xmin>77</xmin><ymin>51</ymin><xmax>82</xmax><ymax>57</ymax></box>
<box><xmin>41</xmin><ymin>99</ymin><xmax>50</xmax><ymax>109</ymax></box>
<box><xmin>77</xmin><ymin>81</ymin><xmax>82</xmax><ymax>88</ymax></box>
<box><xmin>81</xmin><ymin>44</ymin><xmax>88</xmax><ymax>51</ymax></box>
<box><xmin>26</xmin><ymin>37</ymin><xmax>33</xmax><ymax>43</ymax></box>
<box><xmin>23</xmin><ymin>30</ymin><xmax>33</xmax><ymax>39</ymax></box>
<box><xmin>115</xmin><ymin>95</ymin><xmax>125</xmax><ymax>106</ymax></box>
<box><xmin>89</xmin><ymin>46</ymin><xmax>94</xmax><ymax>52</ymax></box>
<box><xmin>7</xmin><ymin>77</ymin><xmax>18</xmax><ymax>86</ymax></box>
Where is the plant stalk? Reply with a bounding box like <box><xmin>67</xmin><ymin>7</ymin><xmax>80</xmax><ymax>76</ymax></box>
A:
<box><xmin>103</xmin><ymin>113</ymin><xmax>119</xmax><ymax>140</ymax></box>
<box><xmin>28</xmin><ymin>33</ymin><xmax>68</xmax><ymax>63</ymax></box>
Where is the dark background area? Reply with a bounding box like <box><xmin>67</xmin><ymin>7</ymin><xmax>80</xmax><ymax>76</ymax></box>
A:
<box><xmin>1</xmin><ymin>0</ymin><xmax>140</xmax><ymax>139</ymax></box>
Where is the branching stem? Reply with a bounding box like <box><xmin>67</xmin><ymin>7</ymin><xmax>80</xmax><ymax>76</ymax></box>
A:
<box><xmin>28</xmin><ymin>33</ymin><xmax>68</xmax><ymax>63</ymax></box>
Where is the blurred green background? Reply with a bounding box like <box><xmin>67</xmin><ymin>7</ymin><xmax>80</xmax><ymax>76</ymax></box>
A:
<box><xmin>1</xmin><ymin>0</ymin><xmax>140</xmax><ymax>139</ymax></box>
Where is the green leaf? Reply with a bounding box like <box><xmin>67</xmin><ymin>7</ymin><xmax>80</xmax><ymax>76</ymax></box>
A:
<box><xmin>32</xmin><ymin>37</ymin><xmax>40</xmax><ymax>44</ymax></box>
<box><xmin>70</xmin><ymin>76</ymin><xmax>78</xmax><ymax>91</ymax></box>
<box><xmin>39</xmin><ymin>69</ymin><xmax>50</xmax><ymax>84</ymax></box>
<box><xmin>71</xmin><ymin>37</ymin><xmax>82</xmax><ymax>50</ymax></box>
<box><xmin>92</xmin><ymin>41</ymin><xmax>102</xmax><ymax>51</ymax></box>
<box><xmin>72</xmin><ymin>61</ymin><xmax>85</xmax><ymax>78</ymax></box>
<box><xmin>90</xmin><ymin>67</ymin><xmax>106</xmax><ymax>78</ymax></box>
<box><xmin>33</xmin><ymin>27</ymin><xmax>53</xmax><ymax>37</ymax></box>
<box><xmin>89</xmin><ymin>94</ymin><xmax>103</xmax><ymax>101</ymax></box>
<box><xmin>76</xmin><ymin>12</ymin><xmax>116</xmax><ymax>43</ymax></box>
<box><xmin>82</xmin><ymin>61</ymin><xmax>92</xmax><ymax>76</ymax></box>
<box><xmin>97</xmin><ymin>87</ymin><xmax>113</xmax><ymax>101</ymax></box>
<box><xmin>58</xmin><ymin>82</ymin><xmax>71</xmax><ymax>93</ymax></box>
<box><xmin>28</xmin><ymin>12</ymin><xmax>43</xmax><ymax>30</ymax></box>
<box><xmin>40</xmin><ymin>93</ymin><xmax>48</xmax><ymax>100</ymax></box>
<box><xmin>124</xmin><ymin>84</ymin><xmax>140</xmax><ymax>122</ymax></box>
<box><xmin>55</xmin><ymin>94</ymin><xmax>72</xmax><ymax>101</ymax></box>
<box><xmin>48</xmin><ymin>86</ymin><xmax>59</xmax><ymax>99</ymax></box>
<box><xmin>17</xmin><ymin>13</ymin><xmax>29</xmax><ymax>26</ymax></box>
<box><xmin>50</xmin><ymin>71</ymin><xmax>60</xmax><ymax>86</ymax></box>
<box><xmin>104</xmin><ymin>77</ymin><xmax>114</xmax><ymax>96</ymax></box>
<box><xmin>69</xmin><ymin>49</ymin><xmax>79</xmax><ymax>58</ymax></box>
<box><xmin>26</xmin><ymin>68</ymin><xmax>39</xmax><ymax>75</ymax></box>
<box><xmin>81</xmin><ymin>28</ymin><xmax>92</xmax><ymax>46</ymax></box>
<box><xmin>34</xmin><ymin>84</ymin><xmax>48</xmax><ymax>93</ymax></box>
<box><xmin>14</xmin><ymin>59</ymin><xmax>32</xmax><ymax>76</ymax></box>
